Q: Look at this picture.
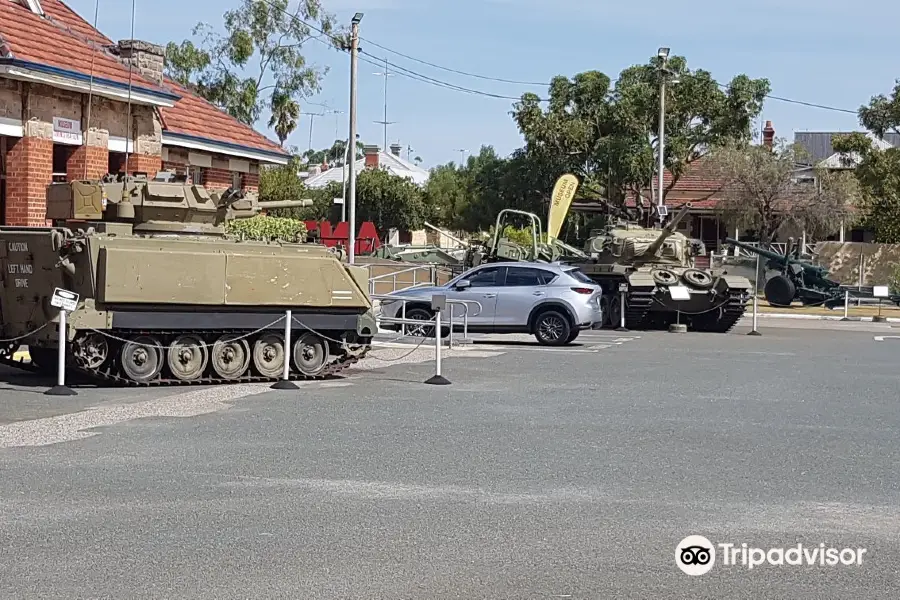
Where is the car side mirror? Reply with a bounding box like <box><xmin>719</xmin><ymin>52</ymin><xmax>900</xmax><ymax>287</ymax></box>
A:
<box><xmin>454</xmin><ymin>279</ymin><xmax>471</xmax><ymax>290</ymax></box>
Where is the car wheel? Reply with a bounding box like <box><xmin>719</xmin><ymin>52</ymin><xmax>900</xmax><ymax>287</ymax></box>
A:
<box><xmin>403</xmin><ymin>307</ymin><xmax>435</xmax><ymax>337</ymax></box>
<box><xmin>533</xmin><ymin>310</ymin><xmax>572</xmax><ymax>346</ymax></box>
<box><xmin>565</xmin><ymin>329</ymin><xmax>580</xmax><ymax>344</ymax></box>
<box><xmin>403</xmin><ymin>307</ymin><xmax>449</xmax><ymax>338</ymax></box>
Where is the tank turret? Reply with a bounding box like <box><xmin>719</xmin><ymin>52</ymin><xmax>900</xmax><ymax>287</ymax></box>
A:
<box><xmin>45</xmin><ymin>176</ymin><xmax>312</xmax><ymax>237</ymax></box>
<box><xmin>644</xmin><ymin>203</ymin><xmax>692</xmax><ymax>256</ymax></box>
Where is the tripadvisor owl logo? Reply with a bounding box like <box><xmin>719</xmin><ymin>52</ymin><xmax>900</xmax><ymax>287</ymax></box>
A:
<box><xmin>675</xmin><ymin>535</ymin><xmax>868</xmax><ymax>575</ymax></box>
<box><xmin>676</xmin><ymin>535</ymin><xmax>715</xmax><ymax>576</ymax></box>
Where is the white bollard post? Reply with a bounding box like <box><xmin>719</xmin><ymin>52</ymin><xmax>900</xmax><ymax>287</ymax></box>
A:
<box><xmin>425</xmin><ymin>308</ymin><xmax>450</xmax><ymax>385</ymax></box>
<box><xmin>748</xmin><ymin>289</ymin><xmax>761</xmax><ymax>336</ymax></box>
<box><xmin>842</xmin><ymin>290</ymin><xmax>850</xmax><ymax>321</ymax></box>
<box><xmin>45</xmin><ymin>308</ymin><xmax>76</xmax><ymax>396</ymax></box>
<box><xmin>272</xmin><ymin>309</ymin><xmax>299</xmax><ymax>389</ymax></box>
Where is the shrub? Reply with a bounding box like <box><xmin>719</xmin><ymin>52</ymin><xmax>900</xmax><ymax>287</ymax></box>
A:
<box><xmin>226</xmin><ymin>215</ymin><xmax>308</xmax><ymax>242</ymax></box>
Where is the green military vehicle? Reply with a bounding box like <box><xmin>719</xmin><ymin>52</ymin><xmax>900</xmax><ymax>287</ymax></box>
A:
<box><xmin>0</xmin><ymin>176</ymin><xmax>376</xmax><ymax>385</ymax></box>
<box><xmin>457</xmin><ymin>204</ymin><xmax>750</xmax><ymax>332</ymax></box>
<box><xmin>576</xmin><ymin>204</ymin><xmax>751</xmax><ymax>332</ymax></box>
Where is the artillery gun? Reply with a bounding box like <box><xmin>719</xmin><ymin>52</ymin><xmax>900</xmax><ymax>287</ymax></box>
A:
<box><xmin>0</xmin><ymin>176</ymin><xmax>376</xmax><ymax>386</ymax></box>
<box><xmin>725</xmin><ymin>237</ymin><xmax>900</xmax><ymax>308</ymax></box>
<box><xmin>572</xmin><ymin>204</ymin><xmax>752</xmax><ymax>332</ymax></box>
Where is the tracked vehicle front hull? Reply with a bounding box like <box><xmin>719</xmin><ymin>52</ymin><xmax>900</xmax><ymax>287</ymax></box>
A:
<box><xmin>578</xmin><ymin>264</ymin><xmax>751</xmax><ymax>333</ymax></box>
<box><xmin>0</xmin><ymin>226</ymin><xmax>376</xmax><ymax>386</ymax></box>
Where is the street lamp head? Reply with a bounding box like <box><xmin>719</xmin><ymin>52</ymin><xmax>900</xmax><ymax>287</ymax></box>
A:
<box><xmin>658</xmin><ymin>47</ymin><xmax>670</xmax><ymax>58</ymax></box>
<box><xmin>352</xmin><ymin>12</ymin><xmax>363</xmax><ymax>23</ymax></box>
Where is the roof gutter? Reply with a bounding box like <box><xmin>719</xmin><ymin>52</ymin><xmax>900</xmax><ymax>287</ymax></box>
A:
<box><xmin>0</xmin><ymin>59</ymin><xmax>180</xmax><ymax>107</ymax></box>
<box><xmin>162</xmin><ymin>131</ymin><xmax>290</xmax><ymax>165</ymax></box>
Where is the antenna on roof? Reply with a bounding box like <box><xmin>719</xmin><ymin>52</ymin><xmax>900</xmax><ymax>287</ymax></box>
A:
<box><xmin>123</xmin><ymin>0</ymin><xmax>137</xmax><ymax>176</ymax></box>
<box><xmin>82</xmin><ymin>0</ymin><xmax>100</xmax><ymax>179</ymax></box>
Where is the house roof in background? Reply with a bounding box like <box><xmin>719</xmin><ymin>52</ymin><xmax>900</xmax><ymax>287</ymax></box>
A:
<box><xmin>794</xmin><ymin>131</ymin><xmax>900</xmax><ymax>164</ymax></box>
<box><xmin>0</xmin><ymin>0</ymin><xmax>289</xmax><ymax>162</ymax></box>
<box><xmin>0</xmin><ymin>0</ymin><xmax>174</xmax><ymax>100</ymax></box>
<box><xmin>159</xmin><ymin>78</ymin><xmax>288</xmax><ymax>160</ymax></box>
<box><xmin>304</xmin><ymin>150</ymin><xmax>430</xmax><ymax>188</ymax></box>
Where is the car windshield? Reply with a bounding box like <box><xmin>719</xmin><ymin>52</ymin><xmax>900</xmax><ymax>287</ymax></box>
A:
<box><xmin>565</xmin><ymin>268</ymin><xmax>595</xmax><ymax>285</ymax></box>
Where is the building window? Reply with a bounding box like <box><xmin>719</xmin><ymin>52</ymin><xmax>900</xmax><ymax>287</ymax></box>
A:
<box><xmin>52</xmin><ymin>144</ymin><xmax>74</xmax><ymax>182</ymax></box>
<box><xmin>189</xmin><ymin>166</ymin><xmax>204</xmax><ymax>185</ymax></box>
<box><xmin>109</xmin><ymin>152</ymin><xmax>126</xmax><ymax>175</ymax></box>
<box><xmin>232</xmin><ymin>171</ymin><xmax>243</xmax><ymax>190</ymax></box>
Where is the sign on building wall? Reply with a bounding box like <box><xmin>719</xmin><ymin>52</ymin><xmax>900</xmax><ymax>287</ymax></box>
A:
<box><xmin>52</xmin><ymin>117</ymin><xmax>82</xmax><ymax>145</ymax></box>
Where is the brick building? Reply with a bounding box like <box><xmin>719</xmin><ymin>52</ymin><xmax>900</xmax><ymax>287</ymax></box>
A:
<box><xmin>0</xmin><ymin>0</ymin><xmax>289</xmax><ymax>227</ymax></box>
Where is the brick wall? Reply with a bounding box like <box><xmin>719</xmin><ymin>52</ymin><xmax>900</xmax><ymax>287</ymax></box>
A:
<box><xmin>244</xmin><ymin>171</ymin><xmax>259</xmax><ymax>192</ymax></box>
<box><xmin>4</xmin><ymin>136</ymin><xmax>53</xmax><ymax>226</ymax></box>
<box><xmin>66</xmin><ymin>144</ymin><xmax>109</xmax><ymax>181</ymax></box>
<box><xmin>125</xmin><ymin>153</ymin><xmax>162</xmax><ymax>176</ymax></box>
<box><xmin>204</xmin><ymin>166</ymin><xmax>233</xmax><ymax>190</ymax></box>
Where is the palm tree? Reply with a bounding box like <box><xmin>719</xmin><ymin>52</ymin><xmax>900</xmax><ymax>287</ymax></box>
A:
<box><xmin>268</xmin><ymin>92</ymin><xmax>300</xmax><ymax>146</ymax></box>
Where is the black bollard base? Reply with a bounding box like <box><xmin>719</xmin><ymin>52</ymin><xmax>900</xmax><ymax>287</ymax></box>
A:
<box><xmin>45</xmin><ymin>384</ymin><xmax>77</xmax><ymax>396</ymax></box>
<box><xmin>425</xmin><ymin>375</ymin><xmax>451</xmax><ymax>385</ymax></box>
<box><xmin>747</xmin><ymin>330</ymin><xmax>762</xmax><ymax>336</ymax></box>
<box><xmin>615</xmin><ymin>327</ymin><xmax>629</xmax><ymax>332</ymax></box>
<box><xmin>873</xmin><ymin>316</ymin><xmax>888</xmax><ymax>323</ymax></box>
<box><xmin>271</xmin><ymin>379</ymin><xmax>299</xmax><ymax>390</ymax></box>
<box><xmin>668</xmin><ymin>324</ymin><xmax>688</xmax><ymax>333</ymax></box>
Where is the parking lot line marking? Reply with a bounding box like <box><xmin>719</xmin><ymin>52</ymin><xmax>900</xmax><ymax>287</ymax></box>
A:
<box><xmin>874</xmin><ymin>336</ymin><xmax>900</xmax><ymax>341</ymax></box>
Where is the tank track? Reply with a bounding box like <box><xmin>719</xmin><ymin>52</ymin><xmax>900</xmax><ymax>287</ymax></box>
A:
<box><xmin>688</xmin><ymin>289</ymin><xmax>750</xmax><ymax>333</ymax></box>
<box><xmin>624</xmin><ymin>289</ymin><xmax>655</xmax><ymax>329</ymax></box>
<box><xmin>0</xmin><ymin>329</ymin><xmax>372</xmax><ymax>387</ymax></box>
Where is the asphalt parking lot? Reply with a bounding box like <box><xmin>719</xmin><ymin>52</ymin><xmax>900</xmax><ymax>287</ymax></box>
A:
<box><xmin>1</xmin><ymin>318</ymin><xmax>899</xmax><ymax>598</ymax></box>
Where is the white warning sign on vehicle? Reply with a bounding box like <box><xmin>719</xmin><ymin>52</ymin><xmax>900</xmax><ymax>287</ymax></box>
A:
<box><xmin>50</xmin><ymin>288</ymin><xmax>79</xmax><ymax>312</ymax></box>
<box><xmin>669</xmin><ymin>285</ymin><xmax>691</xmax><ymax>300</ymax></box>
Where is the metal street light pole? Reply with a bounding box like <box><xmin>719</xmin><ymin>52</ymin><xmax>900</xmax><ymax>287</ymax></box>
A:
<box><xmin>306</xmin><ymin>112</ymin><xmax>324</xmax><ymax>154</ymax></box>
<box><xmin>656</xmin><ymin>47</ymin><xmax>669</xmax><ymax>226</ymax></box>
<box><xmin>347</xmin><ymin>12</ymin><xmax>363</xmax><ymax>264</ymax></box>
<box><xmin>457</xmin><ymin>148</ymin><xmax>467</xmax><ymax>165</ymax></box>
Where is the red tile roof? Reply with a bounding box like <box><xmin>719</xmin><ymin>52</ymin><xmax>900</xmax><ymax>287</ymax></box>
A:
<box><xmin>160</xmin><ymin>78</ymin><xmax>288</xmax><ymax>156</ymax></box>
<box><xmin>0</xmin><ymin>0</ymin><xmax>166</xmax><ymax>93</ymax></box>
<box><xmin>626</xmin><ymin>157</ymin><xmax>726</xmax><ymax>210</ymax></box>
<box><xmin>0</xmin><ymin>0</ymin><xmax>288</xmax><ymax>159</ymax></box>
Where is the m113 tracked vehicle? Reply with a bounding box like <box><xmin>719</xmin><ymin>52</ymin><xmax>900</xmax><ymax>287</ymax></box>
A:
<box><xmin>576</xmin><ymin>204</ymin><xmax>752</xmax><ymax>332</ymax></box>
<box><xmin>0</xmin><ymin>177</ymin><xmax>376</xmax><ymax>386</ymax></box>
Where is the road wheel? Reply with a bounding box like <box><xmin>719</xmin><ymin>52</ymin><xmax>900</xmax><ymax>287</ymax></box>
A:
<box><xmin>533</xmin><ymin>310</ymin><xmax>572</xmax><ymax>346</ymax></box>
<box><xmin>565</xmin><ymin>329</ymin><xmax>580</xmax><ymax>344</ymax></box>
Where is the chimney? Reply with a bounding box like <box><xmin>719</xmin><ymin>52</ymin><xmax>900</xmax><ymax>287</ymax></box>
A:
<box><xmin>762</xmin><ymin>120</ymin><xmax>775</xmax><ymax>149</ymax></box>
<box><xmin>389</xmin><ymin>143</ymin><xmax>402</xmax><ymax>157</ymax></box>
<box><xmin>115</xmin><ymin>39</ymin><xmax>165</xmax><ymax>85</ymax></box>
<box><xmin>363</xmin><ymin>144</ymin><xmax>380</xmax><ymax>169</ymax></box>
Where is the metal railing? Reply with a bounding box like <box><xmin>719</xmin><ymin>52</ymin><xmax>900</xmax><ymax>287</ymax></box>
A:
<box><xmin>372</xmin><ymin>293</ymin><xmax>482</xmax><ymax>347</ymax></box>
<box><xmin>727</xmin><ymin>241</ymin><xmax>823</xmax><ymax>258</ymax></box>
<box><xmin>367</xmin><ymin>264</ymin><xmax>441</xmax><ymax>296</ymax></box>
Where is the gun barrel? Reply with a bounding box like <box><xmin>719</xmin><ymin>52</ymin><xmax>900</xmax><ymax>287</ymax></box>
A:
<box><xmin>258</xmin><ymin>199</ymin><xmax>313</xmax><ymax>209</ymax></box>
<box><xmin>424</xmin><ymin>221</ymin><xmax>469</xmax><ymax>248</ymax></box>
<box><xmin>724</xmin><ymin>238</ymin><xmax>790</xmax><ymax>263</ymax></box>
<box><xmin>647</xmin><ymin>203</ymin><xmax>692</xmax><ymax>255</ymax></box>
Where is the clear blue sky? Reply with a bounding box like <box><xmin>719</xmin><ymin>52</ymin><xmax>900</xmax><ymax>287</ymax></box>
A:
<box><xmin>66</xmin><ymin>0</ymin><xmax>900</xmax><ymax>169</ymax></box>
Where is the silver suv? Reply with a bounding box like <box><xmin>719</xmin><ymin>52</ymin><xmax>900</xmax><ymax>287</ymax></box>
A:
<box><xmin>379</xmin><ymin>262</ymin><xmax>604</xmax><ymax>345</ymax></box>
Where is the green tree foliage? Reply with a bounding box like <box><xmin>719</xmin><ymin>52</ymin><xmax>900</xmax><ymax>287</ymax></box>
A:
<box><xmin>832</xmin><ymin>132</ymin><xmax>900</xmax><ymax>242</ymax></box>
<box><xmin>257</xmin><ymin>156</ymin><xmax>325</xmax><ymax>220</ymax></box>
<box><xmin>303</xmin><ymin>139</ymin><xmax>364</xmax><ymax>165</ymax></box>
<box><xmin>164</xmin><ymin>0</ymin><xmax>344</xmax><ymax>138</ymax></box>
<box><xmin>830</xmin><ymin>80</ymin><xmax>900</xmax><ymax>243</ymax></box>
<box><xmin>227</xmin><ymin>214</ymin><xmax>307</xmax><ymax>242</ymax></box>
<box><xmin>355</xmin><ymin>169</ymin><xmax>428</xmax><ymax>234</ymax></box>
<box><xmin>713</xmin><ymin>140</ymin><xmax>860</xmax><ymax>246</ymax></box>
<box><xmin>510</xmin><ymin>56</ymin><xmax>770</xmax><ymax>211</ymax></box>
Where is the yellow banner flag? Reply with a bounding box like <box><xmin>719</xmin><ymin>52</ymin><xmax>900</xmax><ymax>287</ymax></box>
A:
<box><xmin>547</xmin><ymin>174</ymin><xmax>579</xmax><ymax>241</ymax></box>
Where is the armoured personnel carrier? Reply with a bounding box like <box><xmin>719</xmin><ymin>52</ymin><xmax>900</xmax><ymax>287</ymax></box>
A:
<box><xmin>577</xmin><ymin>204</ymin><xmax>751</xmax><ymax>332</ymax></box>
<box><xmin>0</xmin><ymin>176</ymin><xmax>376</xmax><ymax>386</ymax></box>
